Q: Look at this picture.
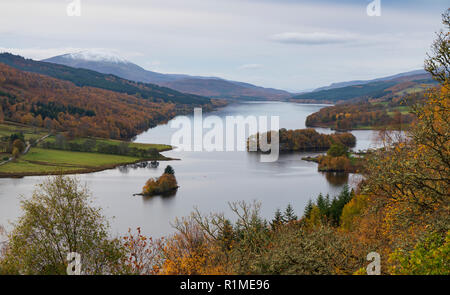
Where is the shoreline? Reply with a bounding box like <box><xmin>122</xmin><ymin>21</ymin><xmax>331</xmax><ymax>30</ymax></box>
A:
<box><xmin>0</xmin><ymin>150</ymin><xmax>179</xmax><ymax>179</ymax></box>
<box><xmin>306</xmin><ymin>122</ymin><xmax>409</xmax><ymax>132</ymax></box>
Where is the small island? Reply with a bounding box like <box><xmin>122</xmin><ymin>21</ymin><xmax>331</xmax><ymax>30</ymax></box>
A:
<box><xmin>302</xmin><ymin>142</ymin><xmax>364</xmax><ymax>173</ymax></box>
<box><xmin>142</xmin><ymin>165</ymin><xmax>179</xmax><ymax>196</ymax></box>
<box><xmin>247</xmin><ymin>128</ymin><xmax>356</xmax><ymax>152</ymax></box>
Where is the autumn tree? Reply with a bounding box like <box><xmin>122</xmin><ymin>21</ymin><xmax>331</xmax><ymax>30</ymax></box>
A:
<box><xmin>425</xmin><ymin>8</ymin><xmax>450</xmax><ymax>83</ymax></box>
<box><xmin>388</xmin><ymin>231</ymin><xmax>450</xmax><ymax>275</ymax></box>
<box><xmin>0</xmin><ymin>176</ymin><xmax>126</xmax><ymax>274</ymax></box>
<box><xmin>142</xmin><ymin>168</ymin><xmax>178</xmax><ymax>196</ymax></box>
<box><xmin>122</xmin><ymin>227</ymin><xmax>163</xmax><ymax>275</ymax></box>
<box><xmin>351</xmin><ymin>9</ymin><xmax>450</xmax><ymax>272</ymax></box>
<box><xmin>12</xmin><ymin>138</ymin><xmax>25</xmax><ymax>153</ymax></box>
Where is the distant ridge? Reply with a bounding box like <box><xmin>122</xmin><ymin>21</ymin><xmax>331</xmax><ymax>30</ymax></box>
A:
<box><xmin>313</xmin><ymin>69</ymin><xmax>428</xmax><ymax>92</ymax></box>
<box><xmin>292</xmin><ymin>70</ymin><xmax>436</xmax><ymax>103</ymax></box>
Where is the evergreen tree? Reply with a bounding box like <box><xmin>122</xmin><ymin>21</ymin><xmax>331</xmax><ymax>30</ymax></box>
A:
<box><xmin>316</xmin><ymin>193</ymin><xmax>330</xmax><ymax>217</ymax></box>
<box><xmin>271</xmin><ymin>208</ymin><xmax>284</xmax><ymax>229</ymax></box>
<box><xmin>283</xmin><ymin>204</ymin><xmax>298</xmax><ymax>222</ymax></box>
<box><xmin>164</xmin><ymin>165</ymin><xmax>175</xmax><ymax>175</ymax></box>
<box><xmin>303</xmin><ymin>199</ymin><xmax>314</xmax><ymax>219</ymax></box>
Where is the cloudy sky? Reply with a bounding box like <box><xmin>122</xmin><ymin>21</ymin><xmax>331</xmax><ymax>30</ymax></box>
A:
<box><xmin>0</xmin><ymin>0</ymin><xmax>448</xmax><ymax>91</ymax></box>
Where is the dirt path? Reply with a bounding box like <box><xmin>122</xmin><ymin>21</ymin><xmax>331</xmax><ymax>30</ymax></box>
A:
<box><xmin>0</xmin><ymin>133</ymin><xmax>51</xmax><ymax>166</ymax></box>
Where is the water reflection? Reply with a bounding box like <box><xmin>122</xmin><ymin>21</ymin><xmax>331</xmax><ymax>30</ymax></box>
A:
<box><xmin>322</xmin><ymin>172</ymin><xmax>349</xmax><ymax>187</ymax></box>
<box><xmin>142</xmin><ymin>190</ymin><xmax>178</xmax><ymax>202</ymax></box>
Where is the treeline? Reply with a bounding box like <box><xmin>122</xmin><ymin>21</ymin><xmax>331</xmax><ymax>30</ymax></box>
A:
<box><xmin>31</xmin><ymin>101</ymin><xmax>96</xmax><ymax>120</ymax></box>
<box><xmin>248</xmin><ymin>128</ymin><xmax>355</xmax><ymax>152</ymax></box>
<box><xmin>303</xmin><ymin>185</ymin><xmax>354</xmax><ymax>227</ymax></box>
<box><xmin>0</xmin><ymin>63</ymin><xmax>182</xmax><ymax>139</ymax></box>
<box><xmin>40</xmin><ymin>135</ymin><xmax>160</xmax><ymax>158</ymax></box>
<box><xmin>305</xmin><ymin>100</ymin><xmax>417</xmax><ymax>130</ymax></box>
<box><xmin>293</xmin><ymin>80</ymin><xmax>398</xmax><ymax>102</ymax></box>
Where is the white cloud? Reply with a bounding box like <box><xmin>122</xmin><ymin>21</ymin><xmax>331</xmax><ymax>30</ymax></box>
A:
<box><xmin>0</xmin><ymin>0</ymin><xmax>445</xmax><ymax>90</ymax></box>
<box><xmin>270</xmin><ymin>32</ymin><xmax>358</xmax><ymax>45</ymax></box>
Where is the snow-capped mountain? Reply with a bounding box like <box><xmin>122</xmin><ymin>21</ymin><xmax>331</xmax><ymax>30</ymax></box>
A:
<box><xmin>43</xmin><ymin>50</ymin><xmax>186</xmax><ymax>84</ymax></box>
<box><xmin>42</xmin><ymin>51</ymin><xmax>292</xmax><ymax>100</ymax></box>
<box><xmin>62</xmin><ymin>50</ymin><xmax>130</xmax><ymax>64</ymax></box>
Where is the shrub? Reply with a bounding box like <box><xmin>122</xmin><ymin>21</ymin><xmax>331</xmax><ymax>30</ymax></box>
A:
<box><xmin>0</xmin><ymin>176</ymin><xmax>126</xmax><ymax>274</ymax></box>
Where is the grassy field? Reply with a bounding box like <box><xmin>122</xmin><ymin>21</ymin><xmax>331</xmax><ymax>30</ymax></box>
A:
<box><xmin>24</xmin><ymin>148</ymin><xmax>140</xmax><ymax>166</ymax></box>
<box><xmin>40</xmin><ymin>135</ymin><xmax>171</xmax><ymax>152</ymax></box>
<box><xmin>0</xmin><ymin>148</ymin><xmax>154</xmax><ymax>176</ymax></box>
<box><xmin>0</xmin><ymin>122</ymin><xmax>172</xmax><ymax>177</ymax></box>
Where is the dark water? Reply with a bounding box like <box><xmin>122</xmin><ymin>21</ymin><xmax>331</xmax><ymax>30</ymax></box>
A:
<box><xmin>0</xmin><ymin>102</ymin><xmax>380</xmax><ymax>238</ymax></box>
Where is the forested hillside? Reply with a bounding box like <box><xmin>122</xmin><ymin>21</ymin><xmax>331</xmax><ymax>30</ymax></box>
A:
<box><xmin>291</xmin><ymin>73</ymin><xmax>436</xmax><ymax>103</ymax></box>
<box><xmin>0</xmin><ymin>53</ymin><xmax>211</xmax><ymax>105</ymax></box>
<box><xmin>305</xmin><ymin>94</ymin><xmax>421</xmax><ymax>130</ymax></box>
<box><xmin>0</xmin><ymin>63</ymin><xmax>179</xmax><ymax>139</ymax></box>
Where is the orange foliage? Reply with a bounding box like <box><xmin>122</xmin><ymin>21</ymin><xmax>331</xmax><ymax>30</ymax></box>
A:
<box><xmin>0</xmin><ymin>63</ymin><xmax>180</xmax><ymax>139</ymax></box>
<box><xmin>122</xmin><ymin>227</ymin><xmax>164</xmax><ymax>275</ymax></box>
<box><xmin>142</xmin><ymin>173</ymin><xmax>178</xmax><ymax>196</ymax></box>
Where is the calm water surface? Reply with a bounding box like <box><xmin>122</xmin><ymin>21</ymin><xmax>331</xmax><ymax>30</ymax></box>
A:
<box><xmin>0</xmin><ymin>102</ymin><xmax>381</xmax><ymax>238</ymax></box>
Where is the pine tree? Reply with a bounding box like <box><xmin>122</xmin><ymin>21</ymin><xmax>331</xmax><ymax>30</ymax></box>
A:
<box><xmin>316</xmin><ymin>193</ymin><xmax>330</xmax><ymax>217</ymax></box>
<box><xmin>164</xmin><ymin>165</ymin><xmax>175</xmax><ymax>175</ymax></box>
<box><xmin>303</xmin><ymin>199</ymin><xmax>314</xmax><ymax>219</ymax></box>
<box><xmin>283</xmin><ymin>204</ymin><xmax>298</xmax><ymax>222</ymax></box>
<box><xmin>271</xmin><ymin>208</ymin><xmax>284</xmax><ymax>229</ymax></box>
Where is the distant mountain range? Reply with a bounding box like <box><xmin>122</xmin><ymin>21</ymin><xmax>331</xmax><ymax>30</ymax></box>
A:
<box><xmin>43</xmin><ymin>51</ymin><xmax>292</xmax><ymax>101</ymax></box>
<box><xmin>0</xmin><ymin>50</ymin><xmax>436</xmax><ymax>104</ymax></box>
<box><xmin>313</xmin><ymin>69</ymin><xmax>428</xmax><ymax>92</ymax></box>
<box><xmin>292</xmin><ymin>70</ymin><xmax>436</xmax><ymax>103</ymax></box>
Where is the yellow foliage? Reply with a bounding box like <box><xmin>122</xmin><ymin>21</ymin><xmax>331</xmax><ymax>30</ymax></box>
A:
<box><xmin>340</xmin><ymin>194</ymin><xmax>368</xmax><ymax>231</ymax></box>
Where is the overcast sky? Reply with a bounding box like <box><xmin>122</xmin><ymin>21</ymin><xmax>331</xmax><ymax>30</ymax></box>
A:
<box><xmin>0</xmin><ymin>0</ymin><xmax>448</xmax><ymax>91</ymax></box>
